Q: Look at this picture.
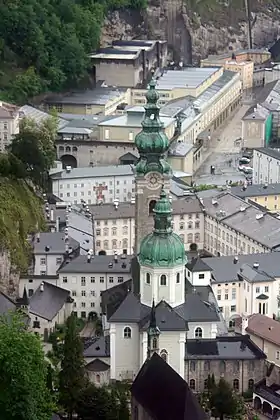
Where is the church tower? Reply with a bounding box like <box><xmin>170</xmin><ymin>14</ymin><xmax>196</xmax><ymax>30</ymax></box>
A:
<box><xmin>134</xmin><ymin>80</ymin><xmax>172</xmax><ymax>253</ymax></box>
<box><xmin>139</xmin><ymin>188</ymin><xmax>186</xmax><ymax>307</ymax></box>
<box><xmin>147</xmin><ymin>299</ymin><xmax>161</xmax><ymax>359</ymax></box>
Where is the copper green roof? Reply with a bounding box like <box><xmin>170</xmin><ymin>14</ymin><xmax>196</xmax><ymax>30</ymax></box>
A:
<box><xmin>139</xmin><ymin>189</ymin><xmax>186</xmax><ymax>267</ymax></box>
<box><xmin>134</xmin><ymin>80</ymin><xmax>172</xmax><ymax>177</ymax></box>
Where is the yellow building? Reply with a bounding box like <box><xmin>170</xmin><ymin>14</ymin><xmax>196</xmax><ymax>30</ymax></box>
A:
<box><xmin>231</xmin><ymin>183</ymin><xmax>280</xmax><ymax>212</ymax></box>
<box><xmin>131</xmin><ymin>67</ymin><xmax>223</xmax><ymax>106</ymax></box>
<box><xmin>42</xmin><ymin>87</ymin><xmax>131</xmax><ymax>116</ymax></box>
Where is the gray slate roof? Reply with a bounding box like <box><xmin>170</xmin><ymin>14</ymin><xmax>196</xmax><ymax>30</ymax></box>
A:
<box><xmin>0</xmin><ymin>292</ymin><xmax>16</xmax><ymax>315</ymax></box>
<box><xmin>231</xmin><ymin>183</ymin><xmax>280</xmax><ymax>198</ymax></box>
<box><xmin>239</xmin><ymin>263</ymin><xmax>275</xmax><ymax>283</ymax></box>
<box><xmin>186</xmin><ymin>257</ymin><xmax>213</xmax><ymax>273</ymax></box>
<box><xmin>140</xmin><ymin>300</ymin><xmax>187</xmax><ymax>331</ymax></box>
<box><xmin>201</xmin><ymin>252</ymin><xmax>280</xmax><ymax>284</ymax></box>
<box><xmin>186</xmin><ymin>336</ymin><xmax>266</xmax><ymax>360</ymax></box>
<box><xmin>33</xmin><ymin>232</ymin><xmax>79</xmax><ymax>255</ymax></box>
<box><xmin>89</xmin><ymin>196</ymin><xmax>202</xmax><ymax>220</ymax></box>
<box><xmin>29</xmin><ymin>282</ymin><xmax>71</xmax><ymax>321</ymax></box>
<box><xmin>108</xmin><ymin>292</ymin><xmax>150</xmax><ymax>323</ymax></box>
<box><xmin>175</xmin><ymin>293</ymin><xmax>219</xmax><ymax>322</ymax></box>
<box><xmin>51</xmin><ymin>165</ymin><xmax>134</xmax><ymax>180</ymax></box>
<box><xmin>58</xmin><ymin>254</ymin><xmax>132</xmax><ymax>274</ymax></box>
<box><xmin>254</xmin><ymin>147</ymin><xmax>280</xmax><ymax>161</ymax></box>
<box><xmin>83</xmin><ymin>335</ymin><xmax>110</xmax><ymax>358</ymax></box>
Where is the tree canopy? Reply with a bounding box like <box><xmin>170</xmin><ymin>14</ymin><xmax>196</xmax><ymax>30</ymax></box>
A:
<box><xmin>0</xmin><ymin>312</ymin><xmax>53</xmax><ymax>420</ymax></box>
<box><xmin>0</xmin><ymin>0</ymin><xmax>147</xmax><ymax>103</ymax></box>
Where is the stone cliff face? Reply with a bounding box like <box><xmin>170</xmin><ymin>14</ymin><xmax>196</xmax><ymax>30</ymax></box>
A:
<box><xmin>101</xmin><ymin>0</ymin><xmax>280</xmax><ymax>63</ymax></box>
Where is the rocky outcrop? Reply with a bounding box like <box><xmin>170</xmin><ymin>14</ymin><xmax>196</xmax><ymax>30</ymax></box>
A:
<box><xmin>101</xmin><ymin>0</ymin><xmax>280</xmax><ymax>63</ymax></box>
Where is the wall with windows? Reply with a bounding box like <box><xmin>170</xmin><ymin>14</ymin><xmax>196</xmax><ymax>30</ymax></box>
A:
<box><xmin>204</xmin><ymin>215</ymin><xmax>270</xmax><ymax>256</ymax></box>
<box><xmin>52</xmin><ymin>173</ymin><xmax>135</xmax><ymax>205</ymax></box>
<box><xmin>113</xmin><ymin>323</ymin><xmax>140</xmax><ymax>381</ymax></box>
<box><xmin>188</xmin><ymin>322</ymin><xmax>215</xmax><ymax>339</ymax></box>
<box><xmin>34</xmin><ymin>253</ymin><xmax>64</xmax><ymax>276</ymax></box>
<box><xmin>253</xmin><ymin>149</ymin><xmax>280</xmax><ymax>185</ymax></box>
<box><xmin>0</xmin><ymin>105</ymin><xmax>20</xmax><ymax>152</ymax></box>
<box><xmin>248</xmin><ymin>332</ymin><xmax>280</xmax><ymax>367</ymax></box>
<box><xmin>211</xmin><ymin>281</ymin><xmax>241</xmax><ymax>323</ymax></box>
<box><xmin>57</xmin><ymin>271</ymin><xmax>131</xmax><ymax>318</ymax></box>
<box><xmin>240</xmin><ymin>277</ymin><xmax>278</xmax><ymax>319</ymax></box>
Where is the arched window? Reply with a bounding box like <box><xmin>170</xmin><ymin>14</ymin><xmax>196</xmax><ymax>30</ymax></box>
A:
<box><xmin>146</xmin><ymin>273</ymin><xmax>151</xmax><ymax>284</ymax></box>
<box><xmin>220</xmin><ymin>360</ymin><xmax>226</xmax><ymax>372</ymax></box>
<box><xmin>160</xmin><ymin>274</ymin><xmax>167</xmax><ymax>286</ymax></box>
<box><xmin>188</xmin><ymin>221</ymin><xmax>193</xmax><ymax>229</ymax></box>
<box><xmin>190</xmin><ymin>379</ymin><xmax>196</xmax><ymax>390</ymax></box>
<box><xmin>112</xmin><ymin>239</ymin><xmax>117</xmax><ymax>248</ymax></box>
<box><xmin>187</xmin><ymin>233</ymin><xmax>193</xmax><ymax>243</ymax></box>
<box><xmin>190</xmin><ymin>361</ymin><xmax>196</xmax><ymax>371</ymax></box>
<box><xmin>195</xmin><ymin>327</ymin><xmax>203</xmax><ymax>338</ymax></box>
<box><xmin>123</xmin><ymin>226</ymin><xmax>128</xmax><ymax>235</ymax></box>
<box><xmin>204</xmin><ymin>361</ymin><xmax>210</xmax><ymax>371</ymax></box>
<box><xmin>248</xmin><ymin>379</ymin><xmax>254</xmax><ymax>390</ymax></box>
<box><xmin>176</xmin><ymin>273</ymin><xmax>180</xmax><ymax>284</ymax></box>
<box><xmin>152</xmin><ymin>337</ymin><xmax>158</xmax><ymax>349</ymax></box>
<box><xmin>96</xmin><ymin>374</ymin><xmax>100</xmax><ymax>383</ymax></box>
<box><xmin>233</xmin><ymin>379</ymin><xmax>239</xmax><ymax>391</ymax></box>
<box><xmin>149</xmin><ymin>200</ymin><xmax>157</xmax><ymax>215</ymax></box>
<box><xmin>160</xmin><ymin>349</ymin><xmax>168</xmax><ymax>362</ymax></box>
<box><xmin>112</xmin><ymin>227</ymin><xmax>117</xmax><ymax>236</ymax></box>
<box><xmin>103</xmin><ymin>227</ymin><xmax>109</xmax><ymax>236</ymax></box>
<box><xmin>104</xmin><ymin>240</ymin><xmax>109</xmax><ymax>250</ymax></box>
<box><xmin>59</xmin><ymin>146</ymin><xmax>64</xmax><ymax>151</ymax></box>
<box><xmin>72</xmin><ymin>146</ymin><xmax>78</xmax><ymax>152</ymax></box>
<box><xmin>66</xmin><ymin>146</ymin><xmax>71</xmax><ymax>152</ymax></box>
<box><xmin>123</xmin><ymin>327</ymin><xmax>131</xmax><ymax>339</ymax></box>
<box><xmin>229</xmin><ymin>320</ymin><xmax>235</xmax><ymax>328</ymax></box>
<box><xmin>122</xmin><ymin>238</ymin><xmax>128</xmax><ymax>248</ymax></box>
<box><xmin>195</xmin><ymin>233</ymin><xmax>200</xmax><ymax>242</ymax></box>
<box><xmin>179</xmin><ymin>222</ymin><xmax>185</xmax><ymax>230</ymax></box>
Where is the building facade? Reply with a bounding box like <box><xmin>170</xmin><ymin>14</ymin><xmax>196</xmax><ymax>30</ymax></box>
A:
<box><xmin>253</xmin><ymin>148</ymin><xmax>280</xmax><ymax>184</ymax></box>
<box><xmin>0</xmin><ymin>101</ymin><xmax>19</xmax><ymax>152</ymax></box>
<box><xmin>231</xmin><ymin>183</ymin><xmax>280</xmax><ymax>212</ymax></box>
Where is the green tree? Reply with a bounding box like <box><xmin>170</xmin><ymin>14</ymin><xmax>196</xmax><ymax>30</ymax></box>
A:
<box><xmin>8</xmin><ymin>67</ymin><xmax>44</xmax><ymax>104</ymax></box>
<box><xmin>76</xmin><ymin>384</ymin><xmax>119</xmax><ymax>420</ymax></box>
<box><xmin>0</xmin><ymin>312</ymin><xmax>53</xmax><ymax>420</ymax></box>
<box><xmin>117</xmin><ymin>392</ymin><xmax>130</xmax><ymax>420</ymax></box>
<box><xmin>9</xmin><ymin>116</ymin><xmax>57</xmax><ymax>188</ymax></box>
<box><xmin>210</xmin><ymin>378</ymin><xmax>243</xmax><ymax>420</ymax></box>
<box><xmin>59</xmin><ymin>313</ymin><xmax>86</xmax><ymax>419</ymax></box>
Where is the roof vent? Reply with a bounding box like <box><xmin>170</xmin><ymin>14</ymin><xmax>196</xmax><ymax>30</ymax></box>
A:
<box><xmin>36</xmin><ymin>233</ymin><xmax>40</xmax><ymax>243</ymax></box>
<box><xmin>66</xmin><ymin>166</ymin><xmax>72</xmax><ymax>173</ymax></box>
<box><xmin>253</xmin><ymin>262</ymin><xmax>259</xmax><ymax>269</ymax></box>
<box><xmin>212</xmin><ymin>199</ymin><xmax>218</xmax><ymax>205</ymax></box>
<box><xmin>240</xmin><ymin>206</ymin><xmax>246</xmax><ymax>212</ymax></box>
<box><xmin>256</xmin><ymin>214</ymin><xmax>264</xmax><ymax>220</ymax></box>
<box><xmin>108</xmin><ymin>262</ymin><xmax>113</xmax><ymax>268</ymax></box>
<box><xmin>40</xmin><ymin>282</ymin><xmax>44</xmax><ymax>292</ymax></box>
<box><xmin>114</xmin><ymin>253</ymin><xmax>118</xmax><ymax>263</ymax></box>
<box><xmin>263</xmin><ymin>183</ymin><xmax>268</xmax><ymax>189</ymax></box>
<box><xmin>45</xmin><ymin>245</ymin><xmax>50</xmax><ymax>252</ymax></box>
<box><xmin>233</xmin><ymin>256</ymin><xmax>238</xmax><ymax>264</ymax></box>
<box><xmin>122</xmin><ymin>262</ymin><xmax>127</xmax><ymax>268</ymax></box>
<box><xmin>87</xmin><ymin>253</ymin><xmax>91</xmax><ymax>263</ymax></box>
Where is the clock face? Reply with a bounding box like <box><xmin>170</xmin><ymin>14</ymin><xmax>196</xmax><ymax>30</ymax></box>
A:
<box><xmin>146</xmin><ymin>172</ymin><xmax>162</xmax><ymax>189</ymax></box>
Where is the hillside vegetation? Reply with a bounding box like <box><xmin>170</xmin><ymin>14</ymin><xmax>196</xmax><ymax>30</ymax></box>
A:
<box><xmin>0</xmin><ymin>0</ymin><xmax>146</xmax><ymax>104</ymax></box>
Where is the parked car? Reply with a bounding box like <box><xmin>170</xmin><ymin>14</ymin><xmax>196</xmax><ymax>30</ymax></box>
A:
<box><xmin>243</xmin><ymin>166</ymin><xmax>253</xmax><ymax>174</ymax></box>
<box><xmin>239</xmin><ymin>157</ymin><xmax>251</xmax><ymax>164</ymax></box>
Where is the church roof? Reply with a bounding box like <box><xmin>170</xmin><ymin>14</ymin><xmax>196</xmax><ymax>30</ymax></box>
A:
<box><xmin>85</xmin><ymin>359</ymin><xmax>110</xmax><ymax>372</ymax></box>
<box><xmin>108</xmin><ymin>292</ymin><xmax>150</xmax><ymax>323</ymax></box>
<box><xmin>186</xmin><ymin>257</ymin><xmax>212</xmax><ymax>273</ymax></box>
<box><xmin>83</xmin><ymin>335</ymin><xmax>110</xmax><ymax>358</ymax></box>
<box><xmin>140</xmin><ymin>300</ymin><xmax>187</xmax><ymax>331</ymax></box>
<box><xmin>131</xmin><ymin>353</ymin><xmax>208</xmax><ymax>420</ymax></box>
<box><xmin>175</xmin><ymin>292</ymin><xmax>220</xmax><ymax>322</ymax></box>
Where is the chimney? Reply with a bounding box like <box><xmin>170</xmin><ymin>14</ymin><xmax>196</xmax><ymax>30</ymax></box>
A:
<box><xmin>87</xmin><ymin>252</ymin><xmax>91</xmax><ymax>263</ymax></box>
<box><xmin>241</xmin><ymin>314</ymin><xmax>249</xmax><ymax>335</ymax></box>
<box><xmin>36</xmin><ymin>233</ymin><xmax>40</xmax><ymax>243</ymax></box>
<box><xmin>114</xmin><ymin>253</ymin><xmax>118</xmax><ymax>263</ymax></box>
<box><xmin>253</xmin><ymin>262</ymin><xmax>259</xmax><ymax>269</ymax></box>
<box><xmin>50</xmin><ymin>209</ymin><xmax>54</xmax><ymax>222</ymax></box>
<box><xmin>233</xmin><ymin>256</ymin><xmax>238</xmax><ymax>264</ymax></box>
<box><xmin>40</xmin><ymin>282</ymin><xmax>44</xmax><ymax>292</ymax></box>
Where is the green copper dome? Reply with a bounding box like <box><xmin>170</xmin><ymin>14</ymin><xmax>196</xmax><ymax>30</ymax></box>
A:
<box><xmin>134</xmin><ymin>80</ymin><xmax>172</xmax><ymax>176</ymax></box>
<box><xmin>139</xmin><ymin>189</ymin><xmax>186</xmax><ymax>267</ymax></box>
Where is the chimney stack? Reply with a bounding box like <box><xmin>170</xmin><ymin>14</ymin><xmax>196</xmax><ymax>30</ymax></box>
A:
<box><xmin>40</xmin><ymin>282</ymin><xmax>44</xmax><ymax>292</ymax></box>
<box><xmin>233</xmin><ymin>256</ymin><xmax>238</xmax><ymax>264</ymax></box>
<box><xmin>36</xmin><ymin>233</ymin><xmax>40</xmax><ymax>243</ymax></box>
<box><xmin>253</xmin><ymin>262</ymin><xmax>259</xmax><ymax>269</ymax></box>
<box><xmin>114</xmin><ymin>253</ymin><xmax>118</xmax><ymax>263</ymax></box>
<box><xmin>87</xmin><ymin>252</ymin><xmax>91</xmax><ymax>263</ymax></box>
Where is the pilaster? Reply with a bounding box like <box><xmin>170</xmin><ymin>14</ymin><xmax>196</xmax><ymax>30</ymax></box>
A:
<box><xmin>110</xmin><ymin>323</ymin><xmax>116</xmax><ymax>380</ymax></box>
<box><xmin>179</xmin><ymin>332</ymin><xmax>186</xmax><ymax>379</ymax></box>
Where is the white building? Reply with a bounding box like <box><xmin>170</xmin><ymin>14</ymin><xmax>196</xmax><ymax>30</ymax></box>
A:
<box><xmin>203</xmin><ymin>191</ymin><xmax>280</xmax><ymax>255</ymax></box>
<box><xmin>57</xmin><ymin>254</ymin><xmax>133</xmax><ymax>318</ymax></box>
<box><xmin>0</xmin><ymin>101</ymin><xmax>19</xmax><ymax>152</ymax></box>
<box><xmin>253</xmin><ymin>147</ymin><xmax>280</xmax><ymax>184</ymax></box>
<box><xmin>51</xmin><ymin>165</ymin><xmax>135</xmax><ymax>205</ymax></box>
<box><xmin>32</xmin><ymin>231</ymin><xmax>80</xmax><ymax>276</ymax></box>
<box><xmin>197</xmin><ymin>252</ymin><xmax>280</xmax><ymax>325</ymax></box>
<box><xmin>89</xmin><ymin>197</ymin><xmax>204</xmax><ymax>255</ymax></box>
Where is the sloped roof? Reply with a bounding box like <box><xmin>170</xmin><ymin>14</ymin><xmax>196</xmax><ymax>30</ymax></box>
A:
<box><xmin>29</xmin><ymin>282</ymin><xmax>71</xmax><ymax>321</ymax></box>
<box><xmin>175</xmin><ymin>292</ymin><xmax>219</xmax><ymax>322</ymax></box>
<box><xmin>246</xmin><ymin>313</ymin><xmax>280</xmax><ymax>347</ymax></box>
<box><xmin>239</xmin><ymin>263</ymin><xmax>275</xmax><ymax>283</ymax></box>
<box><xmin>0</xmin><ymin>292</ymin><xmax>16</xmax><ymax>315</ymax></box>
<box><xmin>108</xmin><ymin>292</ymin><xmax>150</xmax><ymax>323</ymax></box>
<box><xmin>131</xmin><ymin>353</ymin><xmax>207</xmax><ymax>420</ymax></box>
<box><xmin>85</xmin><ymin>358</ymin><xmax>110</xmax><ymax>372</ymax></box>
<box><xmin>83</xmin><ymin>335</ymin><xmax>110</xmax><ymax>358</ymax></box>
<box><xmin>33</xmin><ymin>232</ymin><xmax>79</xmax><ymax>255</ymax></box>
<box><xmin>140</xmin><ymin>300</ymin><xmax>187</xmax><ymax>331</ymax></box>
<box><xmin>186</xmin><ymin>257</ymin><xmax>212</xmax><ymax>273</ymax></box>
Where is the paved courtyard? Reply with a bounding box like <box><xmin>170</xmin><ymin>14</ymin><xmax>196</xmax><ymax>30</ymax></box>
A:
<box><xmin>194</xmin><ymin>106</ymin><xmax>251</xmax><ymax>186</ymax></box>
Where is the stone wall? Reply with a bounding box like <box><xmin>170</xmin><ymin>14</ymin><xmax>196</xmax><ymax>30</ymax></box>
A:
<box><xmin>0</xmin><ymin>249</ymin><xmax>19</xmax><ymax>297</ymax></box>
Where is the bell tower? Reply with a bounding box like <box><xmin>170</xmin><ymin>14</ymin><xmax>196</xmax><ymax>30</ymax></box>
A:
<box><xmin>134</xmin><ymin>80</ymin><xmax>172</xmax><ymax>253</ymax></box>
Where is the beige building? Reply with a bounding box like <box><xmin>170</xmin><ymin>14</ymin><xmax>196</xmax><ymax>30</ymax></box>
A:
<box><xmin>43</xmin><ymin>87</ymin><xmax>130</xmax><ymax>116</ymax></box>
<box><xmin>89</xmin><ymin>197</ymin><xmax>204</xmax><ymax>255</ymax></box>
<box><xmin>241</xmin><ymin>104</ymin><xmax>271</xmax><ymax>149</ymax></box>
<box><xmin>0</xmin><ymin>101</ymin><xmax>19</xmax><ymax>151</ymax></box>
<box><xmin>203</xmin><ymin>191</ymin><xmax>280</xmax><ymax>256</ymax></box>
<box><xmin>253</xmin><ymin>147</ymin><xmax>280</xmax><ymax>184</ymax></box>
<box><xmin>90</xmin><ymin>40</ymin><xmax>168</xmax><ymax>87</ymax></box>
<box><xmin>132</xmin><ymin>67</ymin><xmax>223</xmax><ymax>106</ymax></box>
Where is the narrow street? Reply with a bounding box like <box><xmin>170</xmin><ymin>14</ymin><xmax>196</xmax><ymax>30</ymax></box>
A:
<box><xmin>194</xmin><ymin>105</ymin><xmax>250</xmax><ymax>186</ymax></box>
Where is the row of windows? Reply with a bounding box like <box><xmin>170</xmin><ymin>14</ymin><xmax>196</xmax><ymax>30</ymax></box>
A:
<box><xmin>60</xmin><ymin>179</ymin><xmax>133</xmax><ymax>189</ymax></box>
<box><xmin>73</xmin><ymin>301</ymin><xmax>95</xmax><ymax>308</ymax></box>
<box><xmin>189</xmin><ymin>378</ymin><xmax>254</xmax><ymax>391</ymax></box>
<box><xmin>40</xmin><ymin>257</ymin><xmax>62</xmax><ymax>265</ymax></box>
<box><xmin>145</xmin><ymin>273</ymin><xmax>181</xmax><ymax>286</ymax></box>
<box><xmin>62</xmin><ymin>276</ymin><xmax>124</xmax><ymax>285</ymax></box>
<box><xmin>179</xmin><ymin>221</ymin><xmax>200</xmax><ymax>229</ymax></box>
<box><xmin>218</xmin><ymin>305</ymin><xmax>236</xmax><ymax>313</ymax></box>
<box><xmin>243</xmin><ymin>283</ymin><xmax>269</xmax><ymax>293</ymax></box>
<box><xmin>96</xmin><ymin>239</ymin><xmax>129</xmax><ymax>249</ymax></box>
<box><xmin>217</xmin><ymin>288</ymin><xmax>237</xmax><ymax>300</ymax></box>
<box><xmin>189</xmin><ymin>360</ymin><xmax>255</xmax><ymax>372</ymax></box>
<box><xmin>96</xmin><ymin>227</ymin><xmax>130</xmax><ymax>236</ymax></box>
